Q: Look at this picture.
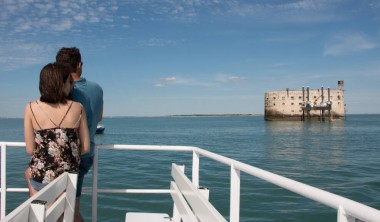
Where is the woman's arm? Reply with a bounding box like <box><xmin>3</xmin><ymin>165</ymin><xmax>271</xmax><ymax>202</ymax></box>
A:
<box><xmin>78</xmin><ymin>104</ymin><xmax>90</xmax><ymax>155</ymax></box>
<box><xmin>24</xmin><ymin>104</ymin><xmax>35</xmax><ymax>156</ymax></box>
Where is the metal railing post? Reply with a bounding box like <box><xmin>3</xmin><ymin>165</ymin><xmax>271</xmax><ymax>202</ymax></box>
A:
<box><xmin>1</xmin><ymin>143</ymin><xmax>6</xmax><ymax>220</ymax></box>
<box><xmin>338</xmin><ymin>205</ymin><xmax>355</xmax><ymax>222</ymax></box>
<box><xmin>192</xmin><ymin>150</ymin><xmax>200</xmax><ymax>187</ymax></box>
<box><xmin>30</xmin><ymin>200</ymin><xmax>47</xmax><ymax>222</ymax></box>
<box><xmin>92</xmin><ymin>146</ymin><xmax>99</xmax><ymax>222</ymax></box>
<box><xmin>230</xmin><ymin>164</ymin><xmax>240</xmax><ymax>222</ymax></box>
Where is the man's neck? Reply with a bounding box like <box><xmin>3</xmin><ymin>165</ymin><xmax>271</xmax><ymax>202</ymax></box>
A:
<box><xmin>71</xmin><ymin>73</ymin><xmax>81</xmax><ymax>81</ymax></box>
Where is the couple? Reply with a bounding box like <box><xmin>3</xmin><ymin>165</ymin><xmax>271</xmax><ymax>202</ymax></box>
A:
<box><xmin>24</xmin><ymin>47</ymin><xmax>103</xmax><ymax>222</ymax></box>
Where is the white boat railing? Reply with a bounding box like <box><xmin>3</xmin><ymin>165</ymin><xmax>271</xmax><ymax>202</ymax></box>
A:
<box><xmin>1</xmin><ymin>172</ymin><xmax>77</xmax><ymax>222</ymax></box>
<box><xmin>1</xmin><ymin>142</ymin><xmax>380</xmax><ymax>222</ymax></box>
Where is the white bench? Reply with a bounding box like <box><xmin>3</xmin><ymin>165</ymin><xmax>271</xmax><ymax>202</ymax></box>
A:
<box><xmin>1</xmin><ymin>172</ymin><xmax>77</xmax><ymax>222</ymax></box>
<box><xmin>126</xmin><ymin>163</ymin><xmax>227</xmax><ymax>222</ymax></box>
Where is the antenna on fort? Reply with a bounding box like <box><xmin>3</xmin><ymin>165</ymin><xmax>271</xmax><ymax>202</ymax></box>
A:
<box><xmin>302</xmin><ymin>86</ymin><xmax>305</xmax><ymax>103</ymax></box>
<box><xmin>338</xmin><ymin>80</ymin><xmax>344</xmax><ymax>90</ymax></box>
<box><xmin>321</xmin><ymin>85</ymin><xmax>324</xmax><ymax>104</ymax></box>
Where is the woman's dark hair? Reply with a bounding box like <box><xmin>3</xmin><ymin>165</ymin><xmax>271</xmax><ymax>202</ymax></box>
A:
<box><xmin>39</xmin><ymin>62</ymin><xmax>71</xmax><ymax>104</ymax></box>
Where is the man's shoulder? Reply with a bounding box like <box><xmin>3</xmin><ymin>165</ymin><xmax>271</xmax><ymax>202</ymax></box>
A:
<box><xmin>84</xmin><ymin>79</ymin><xmax>103</xmax><ymax>91</ymax></box>
<box><xmin>76</xmin><ymin>78</ymin><xmax>102</xmax><ymax>91</ymax></box>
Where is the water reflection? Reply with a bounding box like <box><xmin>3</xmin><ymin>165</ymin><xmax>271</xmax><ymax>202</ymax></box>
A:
<box><xmin>263</xmin><ymin>120</ymin><xmax>347</xmax><ymax>180</ymax></box>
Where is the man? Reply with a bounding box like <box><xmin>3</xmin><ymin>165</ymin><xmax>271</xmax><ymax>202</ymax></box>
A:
<box><xmin>56</xmin><ymin>47</ymin><xmax>103</xmax><ymax>222</ymax></box>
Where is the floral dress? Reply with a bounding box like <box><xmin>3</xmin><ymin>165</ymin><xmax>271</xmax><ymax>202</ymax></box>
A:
<box><xmin>28</xmin><ymin>101</ymin><xmax>82</xmax><ymax>184</ymax></box>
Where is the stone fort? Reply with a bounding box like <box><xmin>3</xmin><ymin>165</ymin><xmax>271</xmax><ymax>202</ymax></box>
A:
<box><xmin>264</xmin><ymin>81</ymin><xmax>345</xmax><ymax>121</ymax></box>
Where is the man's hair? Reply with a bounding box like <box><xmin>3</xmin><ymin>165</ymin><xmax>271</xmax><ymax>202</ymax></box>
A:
<box><xmin>39</xmin><ymin>63</ymin><xmax>71</xmax><ymax>104</ymax></box>
<box><xmin>56</xmin><ymin>47</ymin><xmax>81</xmax><ymax>73</ymax></box>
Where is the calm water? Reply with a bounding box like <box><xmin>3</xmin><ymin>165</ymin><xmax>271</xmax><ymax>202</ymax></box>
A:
<box><xmin>1</xmin><ymin>115</ymin><xmax>380</xmax><ymax>221</ymax></box>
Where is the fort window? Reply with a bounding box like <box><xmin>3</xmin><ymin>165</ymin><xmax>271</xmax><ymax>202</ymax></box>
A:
<box><xmin>291</xmin><ymin>103</ymin><xmax>294</xmax><ymax>105</ymax></box>
<box><xmin>273</xmin><ymin>103</ymin><xmax>276</xmax><ymax>106</ymax></box>
<box><xmin>273</xmin><ymin>97</ymin><xmax>276</xmax><ymax>100</ymax></box>
<box><xmin>299</xmin><ymin>103</ymin><xmax>302</xmax><ymax>105</ymax></box>
<box><xmin>314</xmin><ymin>96</ymin><xmax>317</xmax><ymax>98</ymax></box>
<box><xmin>291</xmin><ymin>96</ymin><xmax>294</xmax><ymax>100</ymax></box>
<box><xmin>337</xmin><ymin>96</ymin><xmax>341</xmax><ymax>100</ymax></box>
<box><xmin>282</xmin><ymin>97</ymin><xmax>285</xmax><ymax>100</ymax></box>
<box><xmin>298</xmin><ymin>96</ymin><xmax>302</xmax><ymax>99</ymax></box>
<box><xmin>291</xmin><ymin>110</ymin><xmax>294</xmax><ymax>112</ymax></box>
<box><xmin>282</xmin><ymin>103</ymin><xmax>285</xmax><ymax>106</ymax></box>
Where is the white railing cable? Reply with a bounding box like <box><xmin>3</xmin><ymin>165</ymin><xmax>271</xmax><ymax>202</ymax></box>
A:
<box><xmin>1</xmin><ymin>142</ymin><xmax>380</xmax><ymax>222</ymax></box>
<box><xmin>99</xmin><ymin>144</ymin><xmax>195</xmax><ymax>152</ymax></box>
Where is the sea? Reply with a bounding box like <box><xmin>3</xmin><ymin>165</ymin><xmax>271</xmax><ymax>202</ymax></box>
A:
<box><xmin>1</xmin><ymin>115</ymin><xmax>380</xmax><ymax>222</ymax></box>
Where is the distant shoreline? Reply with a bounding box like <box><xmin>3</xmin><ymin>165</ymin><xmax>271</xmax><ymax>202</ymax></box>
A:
<box><xmin>166</xmin><ymin>114</ymin><xmax>262</xmax><ymax>117</ymax></box>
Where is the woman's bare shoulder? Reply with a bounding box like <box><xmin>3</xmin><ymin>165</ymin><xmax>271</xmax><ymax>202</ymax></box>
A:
<box><xmin>70</xmin><ymin>101</ymin><xmax>83</xmax><ymax>107</ymax></box>
<box><xmin>69</xmin><ymin>100</ymin><xmax>85</xmax><ymax>111</ymax></box>
<box><xmin>24</xmin><ymin>100</ymin><xmax>38</xmax><ymax>111</ymax></box>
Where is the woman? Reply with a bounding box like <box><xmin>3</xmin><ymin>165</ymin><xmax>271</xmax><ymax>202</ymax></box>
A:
<box><xmin>24</xmin><ymin>62</ymin><xmax>90</xmax><ymax>196</ymax></box>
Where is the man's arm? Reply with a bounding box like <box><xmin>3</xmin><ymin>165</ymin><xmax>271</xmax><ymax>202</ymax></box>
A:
<box><xmin>98</xmin><ymin>104</ymin><xmax>103</xmax><ymax>122</ymax></box>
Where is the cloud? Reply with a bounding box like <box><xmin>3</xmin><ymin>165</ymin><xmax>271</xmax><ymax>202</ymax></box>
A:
<box><xmin>154</xmin><ymin>74</ymin><xmax>249</xmax><ymax>88</ymax></box>
<box><xmin>279</xmin><ymin>0</ymin><xmax>332</xmax><ymax>10</ymax></box>
<box><xmin>271</xmin><ymin>63</ymin><xmax>291</xmax><ymax>68</ymax></box>
<box><xmin>324</xmin><ymin>32</ymin><xmax>378</xmax><ymax>56</ymax></box>
<box><xmin>1</xmin><ymin>1</ymin><xmax>119</xmax><ymax>37</ymax></box>
<box><xmin>154</xmin><ymin>83</ymin><xmax>164</xmax><ymax>88</ymax></box>
<box><xmin>0</xmin><ymin>41</ymin><xmax>56</xmax><ymax>72</ymax></box>
<box><xmin>53</xmin><ymin>19</ymin><xmax>73</xmax><ymax>31</ymax></box>
<box><xmin>155</xmin><ymin>76</ymin><xmax>186</xmax><ymax>88</ymax></box>
<box><xmin>139</xmin><ymin>38</ymin><xmax>182</xmax><ymax>47</ymax></box>
<box><xmin>0</xmin><ymin>0</ymin><xmax>121</xmax><ymax>71</ymax></box>
<box><xmin>369</xmin><ymin>0</ymin><xmax>380</xmax><ymax>8</ymax></box>
<box><xmin>164</xmin><ymin>77</ymin><xmax>179</xmax><ymax>82</ymax></box>
<box><xmin>226</xmin><ymin>0</ymin><xmax>345</xmax><ymax>23</ymax></box>
<box><xmin>74</xmin><ymin>14</ymin><xmax>86</xmax><ymax>23</ymax></box>
<box><xmin>120</xmin><ymin>0</ymin><xmax>336</xmax><ymax>24</ymax></box>
<box><xmin>0</xmin><ymin>0</ymin><xmax>356</xmax><ymax>42</ymax></box>
<box><xmin>215</xmin><ymin>74</ymin><xmax>248</xmax><ymax>83</ymax></box>
<box><xmin>131</xmin><ymin>0</ymin><xmax>205</xmax><ymax>22</ymax></box>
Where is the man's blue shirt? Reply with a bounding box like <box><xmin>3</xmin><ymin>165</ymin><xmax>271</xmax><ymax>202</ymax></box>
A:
<box><xmin>71</xmin><ymin>78</ymin><xmax>103</xmax><ymax>158</ymax></box>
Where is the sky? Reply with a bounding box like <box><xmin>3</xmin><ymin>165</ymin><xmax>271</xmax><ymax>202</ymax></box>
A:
<box><xmin>0</xmin><ymin>0</ymin><xmax>380</xmax><ymax>118</ymax></box>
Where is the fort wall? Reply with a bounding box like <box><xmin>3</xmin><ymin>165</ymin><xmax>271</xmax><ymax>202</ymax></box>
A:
<box><xmin>264</xmin><ymin>81</ymin><xmax>345</xmax><ymax>121</ymax></box>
